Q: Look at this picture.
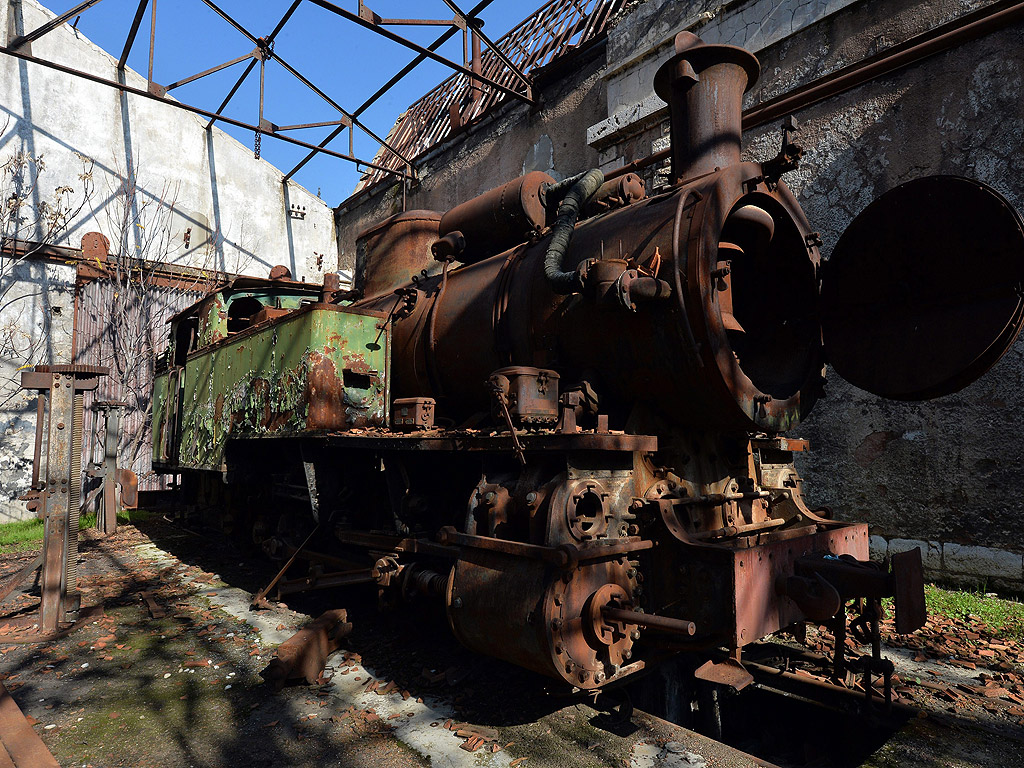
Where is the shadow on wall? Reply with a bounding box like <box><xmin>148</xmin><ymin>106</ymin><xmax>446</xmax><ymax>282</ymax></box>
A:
<box><xmin>746</xmin><ymin>29</ymin><xmax>1024</xmax><ymax>552</ymax></box>
<box><xmin>3</xmin><ymin>0</ymin><xmax>278</xmax><ymax>276</ymax></box>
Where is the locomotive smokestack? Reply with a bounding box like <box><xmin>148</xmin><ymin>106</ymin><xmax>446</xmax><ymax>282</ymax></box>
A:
<box><xmin>654</xmin><ymin>32</ymin><xmax>761</xmax><ymax>184</ymax></box>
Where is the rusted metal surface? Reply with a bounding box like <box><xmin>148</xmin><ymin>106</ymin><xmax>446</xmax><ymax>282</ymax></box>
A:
<box><xmin>653</xmin><ymin>33</ymin><xmax>760</xmax><ymax>185</ymax></box>
<box><xmin>87</xmin><ymin>401</ymin><xmax>138</xmax><ymax>535</ymax></box>
<box><xmin>392</xmin><ymin>397</ymin><xmax>436</xmax><ymax>430</ymax></box>
<box><xmin>261</xmin><ymin>609</ymin><xmax>353</xmax><ymax>690</ymax></box>
<box><xmin>153</xmin><ymin>276</ymin><xmax>390</xmax><ymax>472</ymax></box>
<box><xmin>150</xmin><ymin>29</ymin><xmax>1024</xmax><ymax>709</ymax></box>
<box><xmin>0</xmin><ymin>682</ymin><xmax>61</xmax><ymax>768</ymax></box>
<box><xmin>355</xmin><ymin>210</ymin><xmax>442</xmax><ymax>297</ymax></box>
<box><xmin>438</xmin><ymin>172</ymin><xmax>553</xmax><ymax>264</ymax></box>
<box><xmin>12</xmin><ymin>367</ymin><xmax>106</xmax><ymax>635</ymax></box>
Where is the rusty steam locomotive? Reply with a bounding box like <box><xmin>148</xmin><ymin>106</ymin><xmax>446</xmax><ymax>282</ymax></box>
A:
<box><xmin>152</xmin><ymin>33</ymin><xmax>1024</xmax><ymax>701</ymax></box>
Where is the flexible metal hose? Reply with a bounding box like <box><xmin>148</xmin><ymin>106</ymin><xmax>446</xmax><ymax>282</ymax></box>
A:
<box><xmin>543</xmin><ymin>168</ymin><xmax>604</xmax><ymax>294</ymax></box>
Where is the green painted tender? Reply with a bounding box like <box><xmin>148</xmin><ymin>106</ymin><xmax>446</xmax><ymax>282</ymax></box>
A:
<box><xmin>152</xmin><ymin>277</ymin><xmax>389</xmax><ymax>473</ymax></box>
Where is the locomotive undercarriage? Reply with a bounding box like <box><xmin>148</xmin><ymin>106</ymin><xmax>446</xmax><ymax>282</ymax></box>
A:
<box><xmin>186</xmin><ymin>417</ymin><xmax>915</xmax><ymax>702</ymax></box>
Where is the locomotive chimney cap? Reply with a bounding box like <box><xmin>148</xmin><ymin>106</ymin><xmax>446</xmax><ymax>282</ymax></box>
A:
<box><xmin>653</xmin><ymin>32</ymin><xmax>761</xmax><ymax>101</ymax></box>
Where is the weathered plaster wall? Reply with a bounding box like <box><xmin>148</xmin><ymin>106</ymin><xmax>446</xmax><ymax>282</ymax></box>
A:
<box><xmin>0</xmin><ymin>0</ymin><xmax>336</xmax><ymax>277</ymax></box>
<box><xmin>0</xmin><ymin>0</ymin><xmax>339</xmax><ymax>522</ymax></box>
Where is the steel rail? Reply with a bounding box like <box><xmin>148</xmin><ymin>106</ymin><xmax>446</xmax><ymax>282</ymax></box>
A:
<box><xmin>0</xmin><ymin>44</ymin><xmax>413</xmax><ymax>180</ymax></box>
<box><xmin>117</xmin><ymin>0</ymin><xmax>150</xmax><ymax>70</ymax></box>
<box><xmin>163</xmin><ymin>51</ymin><xmax>253</xmax><ymax>92</ymax></box>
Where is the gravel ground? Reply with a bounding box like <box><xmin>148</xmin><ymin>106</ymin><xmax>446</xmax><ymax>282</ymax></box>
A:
<box><xmin>3</xmin><ymin>515</ymin><xmax>1024</xmax><ymax>767</ymax></box>
<box><xmin>0</xmin><ymin>518</ymin><xmax>767</xmax><ymax>768</ymax></box>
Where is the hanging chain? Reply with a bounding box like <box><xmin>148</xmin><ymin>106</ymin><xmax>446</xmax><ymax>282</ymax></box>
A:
<box><xmin>252</xmin><ymin>39</ymin><xmax>274</xmax><ymax>161</ymax></box>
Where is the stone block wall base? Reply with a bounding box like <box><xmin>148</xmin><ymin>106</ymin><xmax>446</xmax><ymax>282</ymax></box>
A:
<box><xmin>869</xmin><ymin>535</ymin><xmax>1024</xmax><ymax>596</ymax></box>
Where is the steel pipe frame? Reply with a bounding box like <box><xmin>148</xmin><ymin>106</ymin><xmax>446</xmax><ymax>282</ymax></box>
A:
<box><xmin>117</xmin><ymin>0</ymin><xmax>150</xmax><ymax>70</ymax></box>
<box><xmin>4</xmin><ymin>0</ymin><xmax>487</xmax><ymax>181</ymax></box>
<box><xmin>0</xmin><ymin>44</ymin><xmax>413</xmax><ymax>181</ymax></box>
<box><xmin>8</xmin><ymin>0</ymin><xmax>106</xmax><ymax>50</ymax></box>
<box><xmin>439</xmin><ymin>0</ymin><xmax>532</xmax><ymax>92</ymax></box>
<box><xmin>206</xmin><ymin>0</ymin><xmax>300</xmax><ymax>129</ymax></box>
<box><xmin>199</xmin><ymin>0</ymin><xmax>413</xmax><ymax>171</ymax></box>
<box><xmin>306</xmin><ymin>0</ymin><xmax>534</xmax><ymax>105</ymax></box>
<box><xmin>283</xmin><ymin>0</ymin><xmax>496</xmax><ymax>181</ymax></box>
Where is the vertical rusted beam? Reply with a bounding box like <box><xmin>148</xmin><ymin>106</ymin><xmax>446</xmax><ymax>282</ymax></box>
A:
<box><xmin>21</xmin><ymin>366</ymin><xmax>106</xmax><ymax>633</ymax></box>
<box><xmin>469</xmin><ymin>21</ymin><xmax>483</xmax><ymax>113</ymax></box>
<box><xmin>118</xmin><ymin>0</ymin><xmax>150</xmax><ymax>70</ymax></box>
<box><xmin>147</xmin><ymin>0</ymin><xmax>157</xmax><ymax>87</ymax></box>
<box><xmin>30</xmin><ymin>394</ymin><xmax>44</xmax><ymax>490</ymax></box>
<box><xmin>94</xmin><ymin>403</ymin><xmax>124</xmax><ymax>535</ymax></box>
<box><xmin>38</xmin><ymin>370</ymin><xmax>71</xmax><ymax>633</ymax></box>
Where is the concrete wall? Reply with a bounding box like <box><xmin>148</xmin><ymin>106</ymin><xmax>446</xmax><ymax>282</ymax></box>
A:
<box><xmin>334</xmin><ymin>42</ymin><xmax>609</xmax><ymax>269</ymax></box>
<box><xmin>335</xmin><ymin>0</ymin><xmax>1024</xmax><ymax>591</ymax></box>
<box><xmin>0</xmin><ymin>0</ymin><xmax>339</xmax><ymax>521</ymax></box>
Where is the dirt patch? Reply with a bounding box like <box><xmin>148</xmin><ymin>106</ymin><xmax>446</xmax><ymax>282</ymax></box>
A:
<box><xmin>0</xmin><ymin>519</ymin><xmax>765</xmax><ymax>768</ymax></box>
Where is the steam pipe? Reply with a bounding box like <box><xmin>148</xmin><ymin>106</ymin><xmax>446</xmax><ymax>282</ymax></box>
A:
<box><xmin>543</xmin><ymin>168</ymin><xmax>604</xmax><ymax>294</ymax></box>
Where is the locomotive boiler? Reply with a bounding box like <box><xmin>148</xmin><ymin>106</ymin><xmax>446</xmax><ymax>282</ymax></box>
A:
<box><xmin>152</xmin><ymin>32</ymin><xmax>1024</xmax><ymax>704</ymax></box>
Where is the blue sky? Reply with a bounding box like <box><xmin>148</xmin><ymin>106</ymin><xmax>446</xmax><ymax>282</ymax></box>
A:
<box><xmin>39</xmin><ymin>0</ymin><xmax>533</xmax><ymax>205</ymax></box>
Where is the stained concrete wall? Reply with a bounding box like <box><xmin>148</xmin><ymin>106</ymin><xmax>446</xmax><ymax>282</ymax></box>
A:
<box><xmin>334</xmin><ymin>42</ymin><xmax>609</xmax><ymax>269</ymax></box>
<box><xmin>0</xmin><ymin>0</ymin><xmax>339</xmax><ymax>522</ymax></box>
<box><xmin>335</xmin><ymin>0</ymin><xmax>1024</xmax><ymax>590</ymax></box>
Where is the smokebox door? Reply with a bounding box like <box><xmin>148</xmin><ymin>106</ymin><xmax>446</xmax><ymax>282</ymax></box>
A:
<box><xmin>821</xmin><ymin>175</ymin><xmax>1024</xmax><ymax>400</ymax></box>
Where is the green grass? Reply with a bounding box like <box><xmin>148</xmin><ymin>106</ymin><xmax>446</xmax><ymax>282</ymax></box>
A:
<box><xmin>924</xmin><ymin>583</ymin><xmax>1024</xmax><ymax>639</ymax></box>
<box><xmin>0</xmin><ymin>509</ymin><xmax>150</xmax><ymax>553</ymax></box>
<box><xmin>0</xmin><ymin>517</ymin><xmax>45</xmax><ymax>552</ymax></box>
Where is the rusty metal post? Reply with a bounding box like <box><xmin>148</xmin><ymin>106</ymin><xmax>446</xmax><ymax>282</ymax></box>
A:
<box><xmin>91</xmin><ymin>401</ymin><xmax>128</xmax><ymax>535</ymax></box>
<box><xmin>20</xmin><ymin>365</ymin><xmax>106</xmax><ymax>633</ymax></box>
<box><xmin>468</xmin><ymin>18</ymin><xmax>483</xmax><ymax>115</ymax></box>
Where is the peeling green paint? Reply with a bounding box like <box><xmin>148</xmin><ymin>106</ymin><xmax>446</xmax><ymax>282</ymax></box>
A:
<box><xmin>153</xmin><ymin>304</ymin><xmax>389</xmax><ymax>472</ymax></box>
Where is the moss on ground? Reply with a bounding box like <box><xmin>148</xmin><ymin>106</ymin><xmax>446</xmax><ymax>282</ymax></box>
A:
<box><xmin>923</xmin><ymin>583</ymin><xmax>1024</xmax><ymax>639</ymax></box>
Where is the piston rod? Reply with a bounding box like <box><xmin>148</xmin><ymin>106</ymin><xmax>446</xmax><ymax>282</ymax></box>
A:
<box><xmin>603</xmin><ymin>607</ymin><xmax>696</xmax><ymax>636</ymax></box>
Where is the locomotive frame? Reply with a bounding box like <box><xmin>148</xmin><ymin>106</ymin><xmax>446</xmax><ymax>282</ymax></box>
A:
<box><xmin>151</xmin><ymin>32</ymin><xmax>1024</xmax><ymax>708</ymax></box>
